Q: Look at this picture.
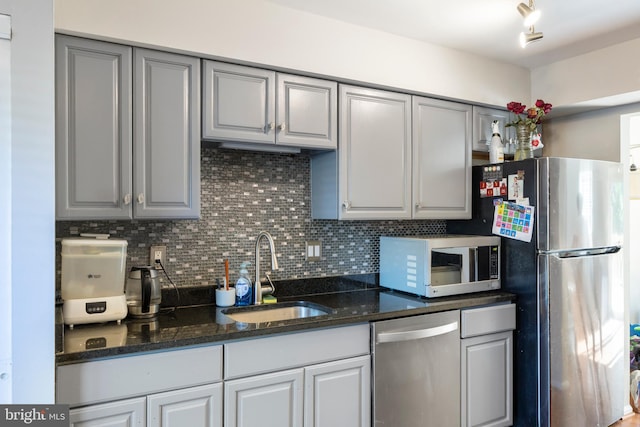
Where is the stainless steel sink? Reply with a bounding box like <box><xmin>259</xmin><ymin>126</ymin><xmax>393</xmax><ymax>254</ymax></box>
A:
<box><xmin>222</xmin><ymin>301</ymin><xmax>333</xmax><ymax>324</ymax></box>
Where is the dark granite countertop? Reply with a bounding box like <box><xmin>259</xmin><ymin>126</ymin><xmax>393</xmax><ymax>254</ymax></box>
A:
<box><xmin>56</xmin><ymin>276</ymin><xmax>515</xmax><ymax>365</ymax></box>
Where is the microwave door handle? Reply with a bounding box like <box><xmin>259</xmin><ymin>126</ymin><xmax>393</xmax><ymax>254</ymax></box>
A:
<box><xmin>469</xmin><ymin>247</ymin><xmax>477</xmax><ymax>282</ymax></box>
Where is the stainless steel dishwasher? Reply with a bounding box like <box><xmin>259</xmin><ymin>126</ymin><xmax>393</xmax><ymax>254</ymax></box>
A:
<box><xmin>372</xmin><ymin>309</ymin><xmax>460</xmax><ymax>426</ymax></box>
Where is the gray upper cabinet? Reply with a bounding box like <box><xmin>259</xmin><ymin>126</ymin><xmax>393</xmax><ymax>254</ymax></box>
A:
<box><xmin>311</xmin><ymin>85</ymin><xmax>412</xmax><ymax>220</ymax></box>
<box><xmin>276</xmin><ymin>74</ymin><xmax>337</xmax><ymax>149</ymax></box>
<box><xmin>202</xmin><ymin>61</ymin><xmax>337</xmax><ymax>150</ymax></box>
<box><xmin>55</xmin><ymin>35</ymin><xmax>133</xmax><ymax>219</ymax></box>
<box><xmin>133</xmin><ymin>48</ymin><xmax>200</xmax><ymax>219</ymax></box>
<box><xmin>202</xmin><ymin>61</ymin><xmax>275</xmax><ymax>145</ymax></box>
<box><xmin>55</xmin><ymin>36</ymin><xmax>200</xmax><ymax>220</ymax></box>
<box><xmin>412</xmin><ymin>96</ymin><xmax>472</xmax><ymax>219</ymax></box>
<box><xmin>472</xmin><ymin>106</ymin><xmax>514</xmax><ymax>152</ymax></box>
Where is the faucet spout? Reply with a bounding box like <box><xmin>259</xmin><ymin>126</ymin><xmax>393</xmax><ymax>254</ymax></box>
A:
<box><xmin>254</xmin><ymin>231</ymin><xmax>278</xmax><ymax>304</ymax></box>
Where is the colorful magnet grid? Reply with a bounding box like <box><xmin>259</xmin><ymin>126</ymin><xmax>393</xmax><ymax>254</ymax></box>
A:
<box><xmin>492</xmin><ymin>201</ymin><xmax>535</xmax><ymax>242</ymax></box>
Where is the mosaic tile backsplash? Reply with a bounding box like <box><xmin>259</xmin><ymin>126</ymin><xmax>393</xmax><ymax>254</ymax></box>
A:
<box><xmin>56</xmin><ymin>145</ymin><xmax>446</xmax><ymax>289</ymax></box>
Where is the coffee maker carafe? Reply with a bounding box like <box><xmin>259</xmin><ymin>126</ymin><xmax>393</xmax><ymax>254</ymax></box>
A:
<box><xmin>126</xmin><ymin>266</ymin><xmax>162</xmax><ymax>318</ymax></box>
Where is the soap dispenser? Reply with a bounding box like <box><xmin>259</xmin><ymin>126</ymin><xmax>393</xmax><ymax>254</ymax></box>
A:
<box><xmin>235</xmin><ymin>262</ymin><xmax>253</xmax><ymax>306</ymax></box>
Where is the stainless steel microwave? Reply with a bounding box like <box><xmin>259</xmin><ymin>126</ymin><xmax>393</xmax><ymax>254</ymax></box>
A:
<box><xmin>379</xmin><ymin>235</ymin><xmax>500</xmax><ymax>297</ymax></box>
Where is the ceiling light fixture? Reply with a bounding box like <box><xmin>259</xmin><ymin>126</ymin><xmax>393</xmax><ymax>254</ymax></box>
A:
<box><xmin>517</xmin><ymin>0</ymin><xmax>541</xmax><ymax>27</ymax></box>
<box><xmin>520</xmin><ymin>26</ymin><xmax>544</xmax><ymax>48</ymax></box>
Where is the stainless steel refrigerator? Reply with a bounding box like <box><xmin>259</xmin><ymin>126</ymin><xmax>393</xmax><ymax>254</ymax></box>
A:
<box><xmin>449</xmin><ymin>157</ymin><xmax>625</xmax><ymax>427</ymax></box>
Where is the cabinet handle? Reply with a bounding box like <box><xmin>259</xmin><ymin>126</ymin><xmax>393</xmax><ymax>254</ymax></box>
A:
<box><xmin>415</xmin><ymin>202</ymin><xmax>422</xmax><ymax>209</ymax></box>
<box><xmin>123</xmin><ymin>193</ymin><xmax>132</xmax><ymax>205</ymax></box>
<box><xmin>267</xmin><ymin>122</ymin><xmax>275</xmax><ymax>133</ymax></box>
<box><xmin>137</xmin><ymin>193</ymin><xmax>145</xmax><ymax>204</ymax></box>
<box><xmin>278</xmin><ymin>123</ymin><xmax>286</xmax><ymax>131</ymax></box>
<box><xmin>342</xmin><ymin>200</ymin><xmax>351</xmax><ymax>210</ymax></box>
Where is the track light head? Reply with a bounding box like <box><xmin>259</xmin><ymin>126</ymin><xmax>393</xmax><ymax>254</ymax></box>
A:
<box><xmin>520</xmin><ymin>26</ymin><xmax>544</xmax><ymax>48</ymax></box>
<box><xmin>517</xmin><ymin>2</ymin><xmax>541</xmax><ymax>26</ymax></box>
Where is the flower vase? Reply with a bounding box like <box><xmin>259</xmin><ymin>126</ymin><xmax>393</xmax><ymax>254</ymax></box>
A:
<box><xmin>514</xmin><ymin>124</ymin><xmax>533</xmax><ymax>161</ymax></box>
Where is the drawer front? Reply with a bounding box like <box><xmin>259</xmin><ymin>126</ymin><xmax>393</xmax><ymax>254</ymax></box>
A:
<box><xmin>461</xmin><ymin>303</ymin><xmax>516</xmax><ymax>338</ymax></box>
<box><xmin>224</xmin><ymin>324</ymin><xmax>370</xmax><ymax>379</ymax></box>
<box><xmin>57</xmin><ymin>345</ymin><xmax>222</xmax><ymax>407</ymax></box>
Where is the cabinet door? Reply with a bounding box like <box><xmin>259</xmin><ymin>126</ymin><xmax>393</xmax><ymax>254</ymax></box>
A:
<box><xmin>202</xmin><ymin>61</ymin><xmax>275</xmax><ymax>145</ymax></box>
<box><xmin>338</xmin><ymin>85</ymin><xmax>412</xmax><ymax>219</ymax></box>
<box><xmin>472</xmin><ymin>106</ymin><xmax>514</xmax><ymax>153</ymax></box>
<box><xmin>55</xmin><ymin>35</ymin><xmax>132</xmax><ymax>219</ymax></box>
<box><xmin>69</xmin><ymin>397</ymin><xmax>145</xmax><ymax>427</ymax></box>
<box><xmin>225</xmin><ymin>369</ymin><xmax>303</xmax><ymax>427</ymax></box>
<box><xmin>304</xmin><ymin>355</ymin><xmax>370</xmax><ymax>427</ymax></box>
<box><xmin>412</xmin><ymin>96</ymin><xmax>472</xmax><ymax>219</ymax></box>
<box><xmin>461</xmin><ymin>331</ymin><xmax>513</xmax><ymax>427</ymax></box>
<box><xmin>147</xmin><ymin>383</ymin><xmax>222</xmax><ymax>427</ymax></box>
<box><xmin>276</xmin><ymin>74</ymin><xmax>337</xmax><ymax>149</ymax></box>
<box><xmin>133</xmin><ymin>48</ymin><xmax>200</xmax><ymax>219</ymax></box>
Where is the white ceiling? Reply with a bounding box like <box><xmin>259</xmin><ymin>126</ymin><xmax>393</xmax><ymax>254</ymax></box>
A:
<box><xmin>265</xmin><ymin>0</ymin><xmax>640</xmax><ymax>69</ymax></box>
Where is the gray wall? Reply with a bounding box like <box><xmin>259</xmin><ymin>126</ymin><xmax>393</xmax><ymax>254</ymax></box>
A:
<box><xmin>57</xmin><ymin>145</ymin><xmax>445</xmax><ymax>291</ymax></box>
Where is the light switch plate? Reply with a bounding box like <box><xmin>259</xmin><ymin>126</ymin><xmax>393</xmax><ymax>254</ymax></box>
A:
<box><xmin>305</xmin><ymin>240</ymin><xmax>322</xmax><ymax>261</ymax></box>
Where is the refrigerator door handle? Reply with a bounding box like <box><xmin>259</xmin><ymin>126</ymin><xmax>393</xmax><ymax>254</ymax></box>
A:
<box><xmin>375</xmin><ymin>321</ymin><xmax>458</xmax><ymax>344</ymax></box>
<box><xmin>555</xmin><ymin>246</ymin><xmax>621</xmax><ymax>258</ymax></box>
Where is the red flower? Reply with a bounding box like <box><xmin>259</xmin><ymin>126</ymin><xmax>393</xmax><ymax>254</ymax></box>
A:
<box><xmin>506</xmin><ymin>99</ymin><xmax>552</xmax><ymax>131</ymax></box>
<box><xmin>507</xmin><ymin>102</ymin><xmax>526</xmax><ymax>115</ymax></box>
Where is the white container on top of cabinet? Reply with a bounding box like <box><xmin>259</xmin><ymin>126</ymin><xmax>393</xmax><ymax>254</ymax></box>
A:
<box><xmin>311</xmin><ymin>85</ymin><xmax>472</xmax><ymax>220</ymax></box>
<box><xmin>472</xmin><ymin>106</ymin><xmax>514</xmax><ymax>153</ymax></box>
<box><xmin>55</xmin><ymin>35</ymin><xmax>200</xmax><ymax>220</ymax></box>
<box><xmin>202</xmin><ymin>61</ymin><xmax>337</xmax><ymax>151</ymax></box>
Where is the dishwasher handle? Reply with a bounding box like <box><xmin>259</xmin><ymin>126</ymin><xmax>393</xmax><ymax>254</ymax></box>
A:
<box><xmin>375</xmin><ymin>321</ymin><xmax>458</xmax><ymax>344</ymax></box>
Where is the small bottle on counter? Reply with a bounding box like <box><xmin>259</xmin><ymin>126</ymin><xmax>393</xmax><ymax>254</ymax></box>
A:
<box><xmin>235</xmin><ymin>262</ymin><xmax>253</xmax><ymax>306</ymax></box>
<box><xmin>489</xmin><ymin>120</ymin><xmax>504</xmax><ymax>164</ymax></box>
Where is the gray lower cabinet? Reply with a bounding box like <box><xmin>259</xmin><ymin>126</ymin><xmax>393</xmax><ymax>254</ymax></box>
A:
<box><xmin>472</xmin><ymin>106</ymin><xmax>514</xmax><ymax>153</ymax></box>
<box><xmin>202</xmin><ymin>61</ymin><xmax>337</xmax><ymax>150</ymax></box>
<box><xmin>69</xmin><ymin>397</ymin><xmax>146</xmax><ymax>427</ymax></box>
<box><xmin>311</xmin><ymin>85</ymin><xmax>412</xmax><ymax>219</ymax></box>
<box><xmin>224</xmin><ymin>356</ymin><xmax>370</xmax><ymax>427</ymax></box>
<box><xmin>460</xmin><ymin>304</ymin><xmax>516</xmax><ymax>427</ymax></box>
<box><xmin>224</xmin><ymin>368</ymin><xmax>304</xmax><ymax>427</ymax></box>
<box><xmin>223</xmin><ymin>324</ymin><xmax>370</xmax><ymax>427</ymax></box>
<box><xmin>55</xmin><ymin>35</ymin><xmax>200</xmax><ymax>220</ymax></box>
<box><xmin>147</xmin><ymin>383</ymin><xmax>222</xmax><ymax>427</ymax></box>
<box><xmin>69</xmin><ymin>384</ymin><xmax>223</xmax><ymax>427</ymax></box>
<box><xmin>57</xmin><ymin>346</ymin><xmax>223</xmax><ymax>427</ymax></box>
<box><xmin>58</xmin><ymin>326</ymin><xmax>368</xmax><ymax>427</ymax></box>
<box><xmin>303</xmin><ymin>356</ymin><xmax>370</xmax><ymax>427</ymax></box>
<box><xmin>412</xmin><ymin>96</ymin><xmax>472</xmax><ymax>219</ymax></box>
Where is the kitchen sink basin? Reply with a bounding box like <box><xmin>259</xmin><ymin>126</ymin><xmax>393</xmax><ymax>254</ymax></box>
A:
<box><xmin>222</xmin><ymin>301</ymin><xmax>334</xmax><ymax>324</ymax></box>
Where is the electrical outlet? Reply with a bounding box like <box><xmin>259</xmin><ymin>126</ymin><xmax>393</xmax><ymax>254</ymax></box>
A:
<box><xmin>305</xmin><ymin>240</ymin><xmax>322</xmax><ymax>261</ymax></box>
<box><xmin>149</xmin><ymin>245</ymin><xmax>167</xmax><ymax>269</ymax></box>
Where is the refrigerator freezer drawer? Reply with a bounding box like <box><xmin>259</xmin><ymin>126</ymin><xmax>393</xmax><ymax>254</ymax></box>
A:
<box><xmin>461</xmin><ymin>303</ymin><xmax>516</xmax><ymax>338</ymax></box>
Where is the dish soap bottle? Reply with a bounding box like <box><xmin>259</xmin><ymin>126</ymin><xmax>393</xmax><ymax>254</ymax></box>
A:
<box><xmin>235</xmin><ymin>262</ymin><xmax>253</xmax><ymax>306</ymax></box>
<box><xmin>489</xmin><ymin>120</ymin><xmax>504</xmax><ymax>164</ymax></box>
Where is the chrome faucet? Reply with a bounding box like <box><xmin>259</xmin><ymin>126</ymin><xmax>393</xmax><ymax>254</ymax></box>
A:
<box><xmin>254</xmin><ymin>231</ymin><xmax>278</xmax><ymax>304</ymax></box>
